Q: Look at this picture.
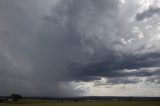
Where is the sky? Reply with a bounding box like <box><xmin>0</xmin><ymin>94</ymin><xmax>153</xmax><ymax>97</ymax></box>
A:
<box><xmin>0</xmin><ymin>0</ymin><xmax>160</xmax><ymax>97</ymax></box>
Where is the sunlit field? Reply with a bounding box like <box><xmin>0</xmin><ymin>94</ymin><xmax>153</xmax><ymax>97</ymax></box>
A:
<box><xmin>0</xmin><ymin>100</ymin><xmax>160</xmax><ymax>106</ymax></box>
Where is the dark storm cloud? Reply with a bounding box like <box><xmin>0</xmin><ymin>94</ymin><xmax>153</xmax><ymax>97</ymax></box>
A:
<box><xmin>135</xmin><ymin>6</ymin><xmax>160</xmax><ymax>21</ymax></box>
<box><xmin>31</xmin><ymin>0</ymin><xmax>121</xmax><ymax>82</ymax></box>
<box><xmin>0</xmin><ymin>0</ymin><xmax>160</xmax><ymax>97</ymax></box>
<box><xmin>0</xmin><ymin>0</ymin><xmax>121</xmax><ymax>96</ymax></box>
<box><xmin>68</xmin><ymin>51</ymin><xmax>160</xmax><ymax>82</ymax></box>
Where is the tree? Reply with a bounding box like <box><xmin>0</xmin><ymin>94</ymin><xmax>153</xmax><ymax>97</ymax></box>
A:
<box><xmin>10</xmin><ymin>94</ymin><xmax>22</xmax><ymax>101</ymax></box>
<box><xmin>0</xmin><ymin>98</ymin><xmax>4</xmax><ymax>102</ymax></box>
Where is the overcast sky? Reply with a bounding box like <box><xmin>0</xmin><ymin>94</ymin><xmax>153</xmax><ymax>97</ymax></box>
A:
<box><xmin>0</xmin><ymin>0</ymin><xmax>160</xmax><ymax>97</ymax></box>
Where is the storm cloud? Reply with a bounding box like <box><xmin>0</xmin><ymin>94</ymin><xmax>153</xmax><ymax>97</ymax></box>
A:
<box><xmin>0</xmin><ymin>0</ymin><xmax>160</xmax><ymax>97</ymax></box>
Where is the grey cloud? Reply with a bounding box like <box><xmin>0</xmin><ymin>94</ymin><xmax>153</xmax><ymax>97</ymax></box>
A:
<box><xmin>119</xmin><ymin>67</ymin><xmax>160</xmax><ymax>78</ymax></box>
<box><xmin>106</xmin><ymin>77</ymin><xmax>139</xmax><ymax>85</ymax></box>
<box><xmin>145</xmin><ymin>76</ymin><xmax>160</xmax><ymax>84</ymax></box>
<box><xmin>30</xmin><ymin>0</ymin><xmax>121</xmax><ymax>82</ymax></box>
<box><xmin>68</xmin><ymin>52</ymin><xmax>160</xmax><ymax>82</ymax></box>
<box><xmin>0</xmin><ymin>0</ymin><xmax>160</xmax><ymax>97</ymax></box>
<box><xmin>0</xmin><ymin>0</ymin><xmax>121</xmax><ymax>96</ymax></box>
<box><xmin>94</xmin><ymin>77</ymin><xmax>139</xmax><ymax>86</ymax></box>
<box><xmin>135</xmin><ymin>6</ymin><xmax>160</xmax><ymax>21</ymax></box>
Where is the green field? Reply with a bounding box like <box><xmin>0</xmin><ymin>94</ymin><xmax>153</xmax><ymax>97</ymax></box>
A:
<box><xmin>1</xmin><ymin>100</ymin><xmax>160</xmax><ymax>106</ymax></box>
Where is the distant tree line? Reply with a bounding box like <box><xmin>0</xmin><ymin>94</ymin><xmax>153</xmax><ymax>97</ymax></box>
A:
<box><xmin>0</xmin><ymin>93</ymin><xmax>22</xmax><ymax>102</ymax></box>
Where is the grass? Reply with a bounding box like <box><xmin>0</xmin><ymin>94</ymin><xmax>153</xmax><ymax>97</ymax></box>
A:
<box><xmin>0</xmin><ymin>100</ymin><xmax>160</xmax><ymax>106</ymax></box>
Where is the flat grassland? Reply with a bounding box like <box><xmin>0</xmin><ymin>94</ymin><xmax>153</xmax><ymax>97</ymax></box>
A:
<box><xmin>0</xmin><ymin>100</ymin><xmax>160</xmax><ymax>106</ymax></box>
